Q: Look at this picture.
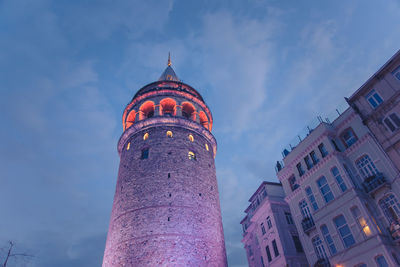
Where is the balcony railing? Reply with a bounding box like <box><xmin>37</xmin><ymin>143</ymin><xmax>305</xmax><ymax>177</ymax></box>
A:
<box><xmin>362</xmin><ymin>172</ymin><xmax>387</xmax><ymax>194</ymax></box>
<box><xmin>301</xmin><ymin>217</ymin><xmax>315</xmax><ymax>234</ymax></box>
<box><xmin>314</xmin><ymin>258</ymin><xmax>331</xmax><ymax>267</ymax></box>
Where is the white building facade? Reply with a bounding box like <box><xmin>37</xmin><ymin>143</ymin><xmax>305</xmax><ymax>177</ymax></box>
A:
<box><xmin>241</xmin><ymin>182</ymin><xmax>309</xmax><ymax>267</ymax></box>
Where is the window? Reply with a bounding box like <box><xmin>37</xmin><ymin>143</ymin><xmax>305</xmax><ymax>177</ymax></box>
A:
<box><xmin>379</xmin><ymin>194</ymin><xmax>400</xmax><ymax>223</ymax></box>
<box><xmin>351</xmin><ymin>206</ymin><xmax>372</xmax><ymax>237</ymax></box>
<box><xmin>341</xmin><ymin>128</ymin><xmax>358</xmax><ymax>147</ymax></box>
<box><xmin>376</xmin><ymin>255</ymin><xmax>389</xmax><ymax>267</ymax></box>
<box><xmin>182</xmin><ymin>102</ymin><xmax>196</xmax><ymax>120</ymax></box>
<box><xmin>305</xmin><ymin>187</ymin><xmax>319</xmax><ymax>211</ymax></box>
<box><xmin>356</xmin><ymin>264</ymin><xmax>367</xmax><ymax>267</ymax></box>
<box><xmin>334</xmin><ymin>215</ymin><xmax>355</xmax><ymax>248</ymax></box>
<box><xmin>261</xmin><ymin>223</ymin><xmax>266</xmax><ymax>235</ymax></box>
<box><xmin>318</xmin><ymin>143</ymin><xmax>328</xmax><ymax>157</ymax></box>
<box><xmin>292</xmin><ymin>235</ymin><xmax>303</xmax><ymax>253</ymax></box>
<box><xmin>393</xmin><ymin>65</ymin><xmax>400</xmax><ymax>80</ymax></box>
<box><xmin>331</xmin><ymin>139</ymin><xmax>341</xmax><ymax>152</ymax></box>
<box><xmin>311</xmin><ymin>235</ymin><xmax>328</xmax><ymax>259</ymax></box>
<box><xmin>266</xmin><ymin>216</ymin><xmax>272</xmax><ymax>229</ymax></box>
<box><xmin>321</xmin><ymin>225</ymin><xmax>337</xmax><ymax>255</ymax></box>
<box><xmin>266</xmin><ymin>246</ymin><xmax>272</xmax><ymax>262</ymax></box>
<box><xmin>188</xmin><ymin>151</ymin><xmax>196</xmax><ymax>160</ymax></box>
<box><xmin>296</xmin><ymin>163</ymin><xmax>305</xmax><ymax>176</ymax></box>
<box><xmin>205</xmin><ymin>143</ymin><xmax>209</xmax><ymax>151</ymax></box>
<box><xmin>356</xmin><ymin>155</ymin><xmax>378</xmax><ymax>179</ymax></box>
<box><xmin>289</xmin><ymin>175</ymin><xmax>299</xmax><ymax>191</ymax></box>
<box><xmin>366</xmin><ymin>89</ymin><xmax>383</xmax><ymax>109</ymax></box>
<box><xmin>304</xmin><ymin>155</ymin><xmax>313</xmax><ymax>170</ymax></box>
<box><xmin>260</xmin><ymin>256</ymin><xmax>265</xmax><ymax>267</ymax></box>
<box><xmin>310</xmin><ymin>151</ymin><xmax>319</xmax><ymax>165</ymax></box>
<box><xmin>166</xmin><ymin>131</ymin><xmax>173</xmax><ymax>137</ymax></box>
<box><xmin>272</xmin><ymin>240</ymin><xmax>279</xmax><ymax>257</ymax></box>
<box><xmin>143</xmin><ymin>132</ymin><xmax>149</xmax><ymax>140</ymax></box>
<box><xmin>392</xmin><ymin>252</ymin><xmax>400</xmax><ymax>265</ymax></box>
<box><xmin>126</xmin><ymin>142</ymin><xmax>130</xmax><ymax>150</ymax></box>
<box><xmin>299</xmin><ymin>199</ymin><xmax>313</xmax><ymax>220</ymax></box>
<box><xmin>285</xmin><ymin>212</ymin><xmax>294</xmax><ymax>224</ymax></box>
<box><xmin>317</xmin><ymin>176</ymin><xmax>334</xmax><ymax>203</ymax></box>
<box><xmin>188</xmin><ymin>134</ymin><xmax>194</xmax><ymax>142</ymax></box>
<box><xmin>141</xmin><ymin>148</ymin><xmax>149</xmax><ymax>159</ymax></box>
<box><xmin>331</xmin><ymin>167</ymin><xmax>348</xmax><ymax>192</ymax></box>
<box><xmin>383</xmin><ymin>113</ymin><xmax>400</xmax><ymax>132</ymax></box>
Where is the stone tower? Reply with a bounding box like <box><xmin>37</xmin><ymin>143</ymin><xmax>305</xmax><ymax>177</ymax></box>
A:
<box><xmin>102</xmin><ymin>56</ymin><xmax>228</xmax><ymax>266</ymax></box>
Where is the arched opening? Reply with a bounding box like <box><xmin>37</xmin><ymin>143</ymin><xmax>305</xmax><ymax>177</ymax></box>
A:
<box><xmin>166</xmin><ymin>131</ymin><xmax>173</xmax><ymax>138</ymax></box>
<box><xmin>139</xmin><ymin>101</ymin><xmax>155</xmax><ymax>120</ymax></box>
<box><xmin>199</xmin><ymin>111</ymin><xmax>209</xmax><ymax>130</ymax></box>
<box><xmin>160</xmin><ymin>98</ymin><xmax>177</xmax><ymax>116</ymax></box>
<box><xmin>181</xmin><ymin>102</ymin><xmax>196</xmax><ymax>121</ymax></box>
<box><xmin>126</xmin><ymin>109</ymin><xmax>136</xmax><ymax>129</ymax></box>
<box><xmin>188</xmin><ymin>134</ymin><xmax>194</xmax><ymax>142</ymax></box>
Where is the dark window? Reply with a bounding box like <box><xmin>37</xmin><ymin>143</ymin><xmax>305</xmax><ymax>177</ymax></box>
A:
<box><xmin>384</xmin><ymin>113</ymin><xmax>400</xmax><ymax>132</ymax></box>
<box><xmin>341</xmin><ymin>128</ymin><xmax>358</xmax><ymax>147</ymax></box>
<box><xmin>310</xmin><ymin>151</ymin><xmax>319</xmax><ymax>165</ymax></box>
<box><xmin>318</xmin><ymin>143</ymin><xmax>328</xmax><ymax>157</ymax></box>
<box><xmin>266</xmin><ymin>216</ymin><xmax>272</xmax><ymax>229</ymax></box>
<box><xmin>289</xmin><ymin>175</ymin><xmax>299</xmax><ymax>191</ymax></box>
<box><xmin>261</xmin><ymin>223</ymin><xmax>266</xmax><ymax>235</ymax></box>
<box><xmin>393</xmin><ymin>65</ymin><xmax>400</xmax><ymax>81</ymax></box>
<box><xmin>261</xmin><ymin>256</ymin><xmax>265</xmax><ymax>267</ymax></box>
<box><xmin>272</xmin><ymin>239</ymin><xmax>279</xmax><ymax>257</ymax></box>
<box><xmin>285</xmin><ymin>212</ymin><xmax>294</xmax><ymax>224</ymax></box>
<box><xmin>296</xmin><ymin>163</ymin><xmax>305</xmax><ymax>176</ymax></box>
<box><xmin>305</xmin><ymin>186</ymin><xmax>319</xmax><ymax>211</ymax></box>
<box><xmin>304</xmin><ymin>155</ymin><xmax>313</xmax><ymax>170</ymax></box>
<box><xmin>141</xmin><ymin>148</ymin><xmax>149</xmax><ymax>159</ymax></box>
<box><xmin>317</xmin><ymin>176</ymin><xmax>334</xmax><ymax>203</ymax></box>
<box><xmin>266</xmin><ymin>246</ymin><xmax>272</xmax><ymax>262</ymax></box>
<box><xmin>331</xmin><ymin>139</ymin><xmax>341</xmax><ymax>151</ymax></box>
<box><xmin>292</xmin><ymin>235</ymin><xmax>304</xmax><ymax>253</ymax></box>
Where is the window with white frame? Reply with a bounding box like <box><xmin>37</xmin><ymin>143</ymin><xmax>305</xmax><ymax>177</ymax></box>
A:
<box><xmin>299</xmin><ymin>199</ymin><xmax>313</xmax><ymax>220</ymax></box>
<box><xmin>285</xmin><ymin>212</ymin><xmax>294</xmax><ymax>224</ymax></box>
<box><xmin>379</xmin><ymin>194</ymin><xmax>400</xmax><ymax>223</ymax></box>
<box><xmin>393</xmin><ymin>65</ymin><xmax>400</xmax><ymax>81</ymax></box>
<box><xmin>366</xmin><ymin>89</ymin><xmax>383</xmax><ymax>109</ymax></box>
<box><xmin>311</xmin><ymin>235</ymin><xmax>328</xmax><ymax>260</ymax></box>
<box><xmin>261</xmin><ymin>223</ymin><xmax>266</xmax><ymax>235</ymax></box>
<box><xmin>317</xmin><ymin>176</ymin><xmax>334</xmax><ymax>203</ymax></box>
<box><xmin>266</xmin><ymin>216</ymin><xmax>272</xmax><ymax>229</ymax></box>
<box><xmin>383</xmin><ymin>113</ymin><xmax>400</xmax><ymax>132</ymax></box>
<box><xmin>331</xmin><ymin>166</ymin><xmax>348</xmax><ymax>192</ymax></box>
<box><xmin>350</xmin><ymin>206</ymin><xmax>372</xmax><ymax>237</ymax></box>
<box><xmin>355</xmin><ymin>155</ymin><xmax>378</xmax><ymax>179</ymax></box>
<box><xmin>320</xmin><ymin>224</ymin><xmax>337</xmax><ymax>255</ymax></box>
<box><xmin>305</xmin><ymin>187</ymin><xmax>319</xmax><ymax>211</ymax></box>
<box><xmin>376</xmin><ymin>255</ymin><xmax>389</xmax><ymax>267</ymax></box>
<box><xmin>341</xmin><ymin>128</ymin><xmax>358</xmax><ymax>148</ymax></box>
<box><xmin>334</xmin><ymin>215</ymin><xmax>355</xmax><ymax>248</ymax></box>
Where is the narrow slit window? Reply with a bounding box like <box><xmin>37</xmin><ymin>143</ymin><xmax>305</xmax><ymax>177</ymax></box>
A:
<box><xmin>166</xmin><ymin>130</ymin><xmax>173</xmax><ymax>137</ymax></box>
<box><xmin>126</xmin><ymin>142</ymin><xmax>131</xmax><ymax>150</ymax></box>
<box><xmin>141</xmin><ymin>148</ymin><xmax>149</xmax><ymax>159</ymax></box>
<box><xmin>188</xmin><ymin>151</ymin><xmax>196</xmax><ymax>160</ymax></box>
<box><xmin>143</xmin><ymin>132</ymin><xmax>149</xmax><ymax>140</ymax></box>
<box><xmin>188</xmin><ymin>134</ymin><xmax>194</xmax><ymax>142</ymax></box>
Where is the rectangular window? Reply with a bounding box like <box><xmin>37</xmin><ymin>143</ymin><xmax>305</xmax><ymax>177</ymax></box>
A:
<box><xmin>266</xmin><ymin>216</ymin><xmax>272</xmax><ymax>229</ymax></box>
<box><xmin>285</xmin><ymin>212</ymin><xmax>294</xmax><ymax>224</ymax></box>
<box><xmin>384</xmin><ymin>113</ymin><xmax>400</xmax><ymax>132</ymax></box>
<box><xmin>261</xmin><ymin>223</ymin><xmax>266</xmax><ymax>235</ymax></box>
<box><xmin>341</xmin><ymin>128</ymin><xmax>358</xmax><ymax>147</ymax></box>
<box><xmin>366</xmin><ymin>89</ymin><xmax>383</xmax><ymax>108</ymax></box>
<box><xmin>310</xmin><ymin>151</ymin><xmax>319</xmax><ymax>165</ymax></box>
<box><xmin>356</xmin><ymin>154</ymin><xmax>378</xmax><ymax>178</ymax></box>
<box><xmin>311</xmin><ymin>235</ymin><xmax>328</xmax><ymax>260</ymax></box>
<box><xmin>376</xmin><ymin>255</ymin><xmax>389</xmax><ymax>267</ymax></box>
<box><xmin>318</xmin><ymin>143</ymin><xmax>328</xmax><ymax>157</ymax></box>
<box><xmin>292</xmin><ymin>235</ymin><xmax>304</xmax><ymax>253</ymax></box>
<box><xmin>296</xmin><ymin>163</ymin><xmax>305</xmax><ymax>176</ymax></box>
<box><xmin>334</xmin><ymin>215</ymin><xmax>355</xmax><ymax>248</ymax></box>
<box><xmin>260</xmin><ymin>256</ymin><xmax>265</xmax><ymax>267</ymax></box>
<box><xmin>392</xmin><ymin>65</ymin><xmax>400</xmax><ymax>81</ymax></box>
<box><xmin>141</xmin><ymin>148</ymin><xmax>149</xmax><ymax>159</ymax></box>
<box><xmin>317</xmin><ymin>176</ymin><xmax>334</xmax><ymax>203</ymax></box>
<box><xmin>320</xmin><ymin>225</ymin><xmax>337</xmax><ymax>255</ymax></box>
<box><xmin>304</xmin><ymin>155</ymin><xmax>313</xmax><ymax>170</ymax></box>
<box><xmin>331</xmin><ymin>166</ymin><xmax>348</xmax><ymax>192</ymax></box>
<box><xmin>299</xmin><ymin>199</ymin><xmax>313</xmax><ymax>220</ymax></box>
<box><xmin>289</xmin><ymin>175</ymin><xmax>299</xmax><ymax>191</ymax></box>
<box><xmin>266</xmin><ymin>246</ymin><xmax>272</xmax><ymax>262</ymax></box>
<box><xmin>272</xmin><ymin>239</ymin><xmax>279</xmax><ymax>257</ymax></box>
<box><xmin>351</xmin><ymin>206</ymin><xmax>372</xmax><ymax>237</ymax></box>
<box><xmin>305</xmin><ymin>187</ymin><xmax>319</xmax><ymax>211</ymax></box>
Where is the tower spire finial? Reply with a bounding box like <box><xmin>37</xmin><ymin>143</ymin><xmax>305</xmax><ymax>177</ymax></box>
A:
<box><xmin>167</xmin><ymin>52</ymin><xmax>171</xmax><ymax>66</ymax></box>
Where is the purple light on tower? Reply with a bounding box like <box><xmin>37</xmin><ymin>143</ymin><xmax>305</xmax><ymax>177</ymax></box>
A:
<box><xmin>102</xmin><ymin>55</ymin><xmax>228</xmax><ymax>266</ymax></box>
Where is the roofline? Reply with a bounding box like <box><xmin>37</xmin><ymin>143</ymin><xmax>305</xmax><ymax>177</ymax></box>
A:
<box><xmin>248</xmin><ymin>181</ymin><xmax>282</xmax><ymax>202</ymax></box>
<box><xmin>349</xmin><ymin>49</ymin><xmax>400</xmax><ymax>101</ymax></box>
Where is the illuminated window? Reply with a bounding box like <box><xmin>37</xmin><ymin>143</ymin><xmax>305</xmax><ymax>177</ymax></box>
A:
<box><xmin>205</xmin><ymin>143</ymin><xmax>209</xmax><ymax>151</ymax></box>
<box><xmin>188</xmin><ymin>151</ymin><xmax>196</xmax><ymax>160</ymax></box>
<box><xmin>351</xmin><ymin>206</ymin><xmax>371</xmax><ymax>237</ymax></box>
<box><xmin>166</xmin><ymin>131</ymin><xmax>173</xmax><ymax>137</ymax></box>
<box><xmin>188</xmin><ymin>134</ymin><xmax>194</xmax><ymax>142</ymax></box>
<box><xmin>160</xmin><ymin>98</ymin><xmax>177</xmax><ymax>116</ymax></box>
<box><xmin>182</xmin><ymin>102</ymin><xmax>196</xmax><ymax>120</ymax></box>
<box><xmin>126</xmin><ymin>142</ymin><xmax>131</xmax><ymax>150</ymax></box>
<box><xmin>143</xmin><ymin>133</ymin><xmax>149</xmax><ymax>140</ymax></box>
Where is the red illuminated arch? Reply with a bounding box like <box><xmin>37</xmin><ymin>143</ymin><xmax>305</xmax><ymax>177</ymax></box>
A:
<box><xmin>139</xmin><ymin>101</ymin><xmax>155</xmax><ymax>120</ymax></box>
<box><xmin>181</xmin><ymin>102</ymin><xmax>196</xmax><ymax>121</ymax></box>
<box><xmin>199</xmin><ymin>111</ymin><xmax>209</xmax><ymax>130</ymax></box>
<box><xmin>126</xmin><ymin>109</ymin><xmax>136</xmax><ymax>129</ymax></box>
<box><xmin>160</xmin><ymin>98</ymin><xmax>177</xmax><ymax>116</ymax></box>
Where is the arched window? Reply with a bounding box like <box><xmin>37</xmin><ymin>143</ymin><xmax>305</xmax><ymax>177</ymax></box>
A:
<box><xmin>188</xmin><ymin>151</ymin><xmax>196</xmax><ymax>160</ymax></box>
<box><xmin>199</xmin><ymin>111</ymin><xmax>209</xmax><ymax>130</ymax></box>
<box><xmin>139</xmin><ymin>101</ymin><xmax>155</xmax><ymax>120</ymax></box>
<box><xmin>356</xmin><ymin>154</ymin><xmax>378</xmax><ymax>179</ymax></box>
<box><xmin>188</xmin><ymin>134</ymin><xmax>194</xmax><ymax>142</ymax></box>
<box><xmin>181</xmin><ymin>102</ymin><xmax>196</xmax><ymax>120</ymax></box>
<box><xmin>166</xmin><ymin>131</ymin><xmax>173</xmax><ymax>138</ymax></box>
<box><xmin>126</xmin><ymin>109</ymin><xmax>136</xmax><ymax>129</ymax></box>
<box><xmin>160</xmin><ymin>98</ymin><xmax>176</xmax><ymax>116</ymax></box>
<box><xmin>379</xmin><ymin>194</ymin><xmax>400</xmax><ymax>223</ymax></box>
<box><xmin>143</xmin><ymin>133</ymin><xmax>149</xmax><ymax>141</ymax></box>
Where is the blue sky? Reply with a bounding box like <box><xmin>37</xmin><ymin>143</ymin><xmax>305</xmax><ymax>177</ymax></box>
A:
<box><xmin>1</xmin><ymin>0</ymin><xmax>400</xmax><ymax>266</ymax></box>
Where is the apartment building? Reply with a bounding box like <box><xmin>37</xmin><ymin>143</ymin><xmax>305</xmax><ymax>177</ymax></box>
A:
<box><xmin>276</xmin><ymin>103</ymin><xmax>400</xmax><ymax>267</ymax></box>
<box><xmin>241</xmin><ymin>182</ymin><xmax>309</xmax><ymax>267</ymax></box>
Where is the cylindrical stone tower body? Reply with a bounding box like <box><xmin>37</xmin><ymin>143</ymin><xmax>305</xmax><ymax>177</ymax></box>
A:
<box><xmin>103</xmin><ymin>60</ymin><xmax>228</xmax><ymax>266</ymax></box>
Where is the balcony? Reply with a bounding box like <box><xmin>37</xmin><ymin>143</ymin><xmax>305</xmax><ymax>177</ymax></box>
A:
<box><xmin>362</xmin><ymin>172</ymin><xmax>388</xmax><ymax>196</ymax></box>
<box><xmin>301</xmin><ymin>217</ymin><xmax>315</xmax><ymax>235</ymax></box>
<box><xmin>389</xmin><ymin>223</ymin><xmax>400</xmax><ymax>243</ymax></box>
<box><xmin>313</xmin><ymin>258</ymin><xmax>331</xmax><ymax>267</ymax></box>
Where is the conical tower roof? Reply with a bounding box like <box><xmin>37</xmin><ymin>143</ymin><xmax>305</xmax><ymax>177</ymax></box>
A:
<box><xmin>158</xmin><ymin>53</ymin><xmax>179</xmax><ymax>81</ymax></box>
